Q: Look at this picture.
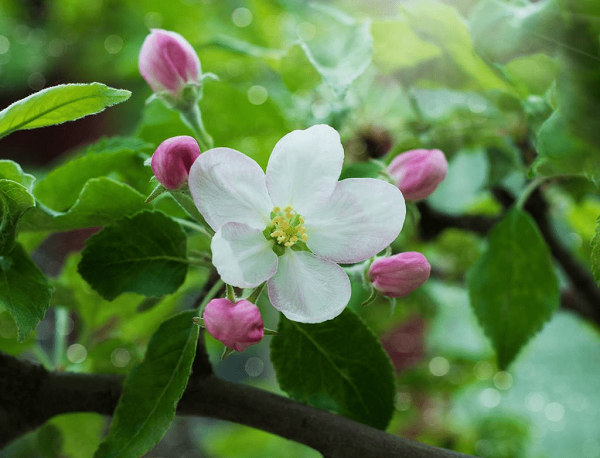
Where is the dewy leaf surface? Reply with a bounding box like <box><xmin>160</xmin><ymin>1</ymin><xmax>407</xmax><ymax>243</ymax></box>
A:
<box><xmin>271</xmin><ymin>308</ymin><xmax>395</xmax><ymax>430</ymax></box>
<box><xmin>0</xmin><ymin>244</ymin><xmax>52</xmax><ymax>341</ymax></box>
<box><xmin>78</xmin><ymin>210</ymin><xmax>188</xmax><ymax>300</ymax></box>
<box><xmin>467</xmin><ymin>208</ymin><xmax>560</xmax><ymax>369</ymax></box>
<box><xmin>0</xmin><ymin>83</ymin><xmax>131</xmax><ymax>139</ymax></box>
<box><xmin>94</xmin><ymin>310</ymin><xmax>199</xmax><ymax>458</ymax></box>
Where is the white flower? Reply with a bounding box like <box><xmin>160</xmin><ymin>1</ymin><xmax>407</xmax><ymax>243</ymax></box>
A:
<box><xmin>188</xmin><ymin>125</ymin><xmax>405</xmax><ymax>323</ymax></box>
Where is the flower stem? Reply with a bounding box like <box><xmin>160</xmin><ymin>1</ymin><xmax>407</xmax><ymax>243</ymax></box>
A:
<box><xmin>173</xmin><ymin>217</ymin><xmax>213</xmax><ymax>239</ymax></box>
<box><xmin>246</xmin><ymin>282</ymin><xmax>266</xmax><ymax>304</ymax></box>
<box><xmin>33</xmin><ymin>344</ymin><xmax>54</xmax><ymax>370</ymax></box>
<box><xmin>226</xmin><ymin>284</ymin><xmax>236</xmax><ymax>302</ymax></box>
<box><xmin>516</xmin><ymin>177</ymin><xmax>547</xmax><ymax>210</ymax></box>
<box><xmin>53</xmin><ymin>307</ymin><xmax>69</xmax><ymax>369</ymax></box>
<box><xmin>197</xmin><ymin>279</ymin><xmax>224</xmax><ymax>316</ymax></box>
<box><xmin>179</xmin><ymin>103</ymin><xmax>213</xmax><ymax>152</ymax></box>
<box><xmin>169</xmin><ymin>191</ymin><xmax>213</xmax><ymax>233</ymax></box>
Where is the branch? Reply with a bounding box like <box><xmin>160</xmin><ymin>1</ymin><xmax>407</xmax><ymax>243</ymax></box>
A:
<box><xmin>417</xmin><ymin>188</ymin><xmax>600</xmax><ymax>328</ymax></box>
<box><xmin>0</xmin><ymin>349</ymin><xmax>474</xmax><ymax>458</ymax></box>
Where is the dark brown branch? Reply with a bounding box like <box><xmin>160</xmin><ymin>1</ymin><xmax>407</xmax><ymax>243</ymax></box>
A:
<box><xmin>0</xmin><ymin>350</ymin><xmax>474</xmax><ymax>458</ymax></box>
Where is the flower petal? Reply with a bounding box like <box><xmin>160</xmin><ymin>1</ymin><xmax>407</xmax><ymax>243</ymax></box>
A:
<box><xmin>212</xmin><ymin>222</ymin><xmax>278</xmax><ymax>288</ymax></box>
<box><xmin>305</xmin><ymin>178</ymin><xmax>405</xmax><ymax>263</ymax></box>
<box><xmin>265</xmin><ymin>124</ymin><xmax>343</xmax><ymax>216</ymax></box>
<box><xmin>267</xmin><ymin>250</ymin><xmax>350</xmax><ymax>323</ymax></box>
<box><xmin>189</xmin><ymin>148</ymin><xmax>272</xmax><ymax>231</ymax></box>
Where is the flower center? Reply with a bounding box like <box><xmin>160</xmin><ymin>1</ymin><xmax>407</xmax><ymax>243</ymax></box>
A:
<box><xmin>267</xmin><ymin>206</ymin><xmax>308</xmax><ymax>248</ymax></box>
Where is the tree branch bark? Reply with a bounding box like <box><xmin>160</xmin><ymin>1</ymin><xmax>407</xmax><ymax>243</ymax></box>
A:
<box><xmin>0</xmin><ymin>350</ymin><xmax>475</xmax><ymax>458</ymax></box>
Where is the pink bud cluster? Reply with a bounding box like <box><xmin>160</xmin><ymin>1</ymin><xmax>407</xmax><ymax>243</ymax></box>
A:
<box><xmin>369</xmin><ymin>252</ymin><xmax>431</xmax><ymax>298</ymax></box>
<box><xmin>138</xmin><ymin>29</ymin><xmax>201</xmax><ymax>101</ymax></box>
<box><xmin>203</xmin><ymin>299</ymin><xmax>265</xmax><ymax>352</ymax></box>
<box><xmin>388</xmin><ymin>149</ymin><xmax>448</xmax><ymax>201</ymax></box>
<box><xmin>151</xmin><ymin>136</ymin><xmax>201</xmax><ymax>190</ymax></box>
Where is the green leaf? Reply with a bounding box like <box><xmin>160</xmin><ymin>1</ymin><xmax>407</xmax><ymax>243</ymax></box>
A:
<box><xmin>0</xmin><ymin>160</ymin><xmax>35</xmax><ymax>191</ymax></box>
<box><xmin>469</xmin><ymin>0</ymin><xmax>561</xmax><ymax>62</ymax></box>
<box><xmin>78</xmin><ymin>210</ymin><xmax>188</xmax><ymax>300</ymax></box>
<box><xmin>271</xmin><ymin>309</ymin><xmax>395</xmax><ymax>430</ymax></box>
<box><xmin>371</xmin><ymin>19</ymin><xmax>441</xmax><ymax>72</ymax></box>
<box><xmin>50</xmin><ymin>413</ymin><xmax>105</xmax><ymax>458</ymax></box>
<box><xmin>33</xmin><ymin>136</ymin><xmax>154</xmax><ymax>211</ymax></box>
<box><xmin>0</xmin><ymin>244</ymin><xmax>52</xmax><ymax>341</ymax></box>
<box><xmin>0</xmin><ymin>83</ymin><xmax>131</xmax><ymax>139</ymax></box>
<box><xmin>466</xmin><ymin>208</ymin><xmax>560</xmax><ymax>369</ymax></box>
<box><xmin>20</xmin><ymin>177</ymin><xmax>146</xmax><ymax>232</ymax></box>
<box><xmin>401</xmin><ymin>0</ymin><xmax>513</xmax><ymax>92</ymax></box>
<box><xmin>533</xmin><ymin>110</ymin><xmax>600</xmax><ymax>183</ymax></box>
<box><xmin>505</xmin><ymin>53</ymin><xmax>559</xmax><ymax>96</ymax></box>
<box><xmin>94</xmin><ymin>311</ymin><xmax>199</xmax><ymax>458</ymax></box>
<box><xmin>299</xmin><ymin>4</ymin><xmax>373</xmax><ymax>96</ymax></box>
<box><xmin>590</xmin><ymin>216</ymin><xmax>600</xmax><ymax>283</ymax></box>
<box><xmin>0</xmin><ymin>180</ymin><xmax>35</xmax><ymax>255</ymax></box>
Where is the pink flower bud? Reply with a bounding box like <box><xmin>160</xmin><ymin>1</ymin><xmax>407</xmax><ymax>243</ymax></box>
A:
<box><xmin>369</xmin><ymin>252</ymin><xmax>431</xmax><ymax>298</ymax></box>
<box><xmin>151</xmin><ymin>136</ymin><xmax>201</xmax><ymax>189</ymax></box>
<box><xmin>203</xmin><ymin>299</ymin><xmax>265</xmax><ymax>352</ymax></box>
<box><xmin>388</xmin><ymin>149</ymin><xmax>448</xmax><ymax>201</ymax></box>
<box><xmin>139</xmin><ymin>29</ymin><xmax>201</xmax><ymax>99</ymax></box>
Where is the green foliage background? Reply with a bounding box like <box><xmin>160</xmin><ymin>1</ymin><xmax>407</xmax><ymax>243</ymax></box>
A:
<box><xmin>1</xmin><ymin>0</ymin><xmax>600</xmax><ymax>458</ymax></box>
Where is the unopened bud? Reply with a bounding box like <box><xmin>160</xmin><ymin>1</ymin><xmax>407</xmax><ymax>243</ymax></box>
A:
<box><xmin>139</xmin><ymin>29</ymin><xmax>201</xmax><ymax>102</ymax></box>
<box><xmin>151</xmin><ymin>136</ymin><xmax>200</xmax><ymax>189</ymax></box>
<box><xmin>203</xmin><ymin>299</ymin><xmax>264</xmax><ymax>352</ymax></box>
<box><xmin>369</xmin><ymin>252</ymin><xmax>431</xmax><ymax>298</ymax></box>
<box><xmin>388</xmin><ymin>149</ymin><xmax>448</xmax><ymax>201</ymax></box>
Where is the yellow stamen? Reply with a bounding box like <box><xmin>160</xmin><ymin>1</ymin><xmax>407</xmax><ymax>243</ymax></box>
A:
<box><xmin>267</xmin><ymin>205</ymin><xmax>309</xmax><ymax>248</ymax></box>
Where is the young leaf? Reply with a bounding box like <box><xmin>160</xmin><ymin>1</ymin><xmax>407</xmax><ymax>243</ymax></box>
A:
<box><xmin>0</xmin><ymin>180</ymin><xmax>35</xmax><ymax>255</ymax></box>
<box><xmin>467</xmin><ymin>208</ymin><xmax>560</xmax><ymax>369</ymax></box>
<box><xmin>270</xmin><ymin>308</ymin><xmax>395</xmax><ymax>430</ymax></box>
<box><xmin>0</xmin><ymin>83</ymin><xmax>131</xmax><ymax>139</ymax></box>
<box><xmin>0</xmin><ymin>244</ymin><xmax>52</xmax><ymax>341</ymax></box>
<box><xmin>78</xmin><ymin>210</ymin><xmax>188</xmax><ymax>300</ymax></box>
<box><xmin>94</xmin><ymin>310</ymin><xmax>199</xmax><ymax>458</ymax></box>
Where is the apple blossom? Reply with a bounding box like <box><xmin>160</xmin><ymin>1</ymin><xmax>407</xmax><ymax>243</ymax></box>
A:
<box><xmin>388</xmin><ymin>149</ymin><xmax>448</xmax><ymax>201</ymax></box>
<box><xmin>369</xmin><ymin>252</ymin><xmax>431</xmax><ymax>298</ymax></box>
<box><xmin>203</xmin><ymin>298</ymin><xmax>264</xmax><ymax>352</ymax></box>
<box><xmin>151</xmin><ymin>136</ymin><xmax>201</xmax><ymax>189</ymax></box>
<box><xmin>138</xmin><ymin>29</ymin><xmax>201</xmax><ymax>102</ymax></box>
<box><xmin>189</xmin><ymin>124</ymin><xmax>406</xmax><ymax>323</ymax></box>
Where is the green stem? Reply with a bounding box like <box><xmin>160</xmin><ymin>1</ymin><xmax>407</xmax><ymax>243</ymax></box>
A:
<box><xmin>226</xmin><ymin>284</ymin><xmax>236</xmax><ymax>302</ymax></box>
<box><xmin>246</xmin><ymin>282</ymin><xmax>266</xmax><ymax>304</ymax></box>
<box><xmin>179</xmin><ymin>103</ymin><xmax>213</xmax><ymax>152</ymax></box>
<box><xmin>169</xmin><ymin>191</ymin><xmax>213</xmax><ymax>233</ymax></box>
<box><xmin>516</xmin><ymin>177</ymin><xmax>547</xmax><ymax>210</ymax></box>
<box><xmin>174</xmin><ymin>217</ymin><xmax>213</xmax><ymax>239</ymax></box>
<box><xmin>54</xmin><ymin>307</ymin><xmax>69</xmax><ymax>369</ymax></box>
<box><xmin>33</xmin><ymin>344</ymin><xmax>54</xmax><ymax>370</ymax></box>
<box><xmin>197</xmin><ymin>279</ymin><xmax>224</xmax><ymax>316</ymax></box>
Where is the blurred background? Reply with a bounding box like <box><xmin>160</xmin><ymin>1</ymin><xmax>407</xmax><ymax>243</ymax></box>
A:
<box><xmin>1</xmin><ymin>0</ymin><xmax>600</xmax><ymax>457</ymax></box>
